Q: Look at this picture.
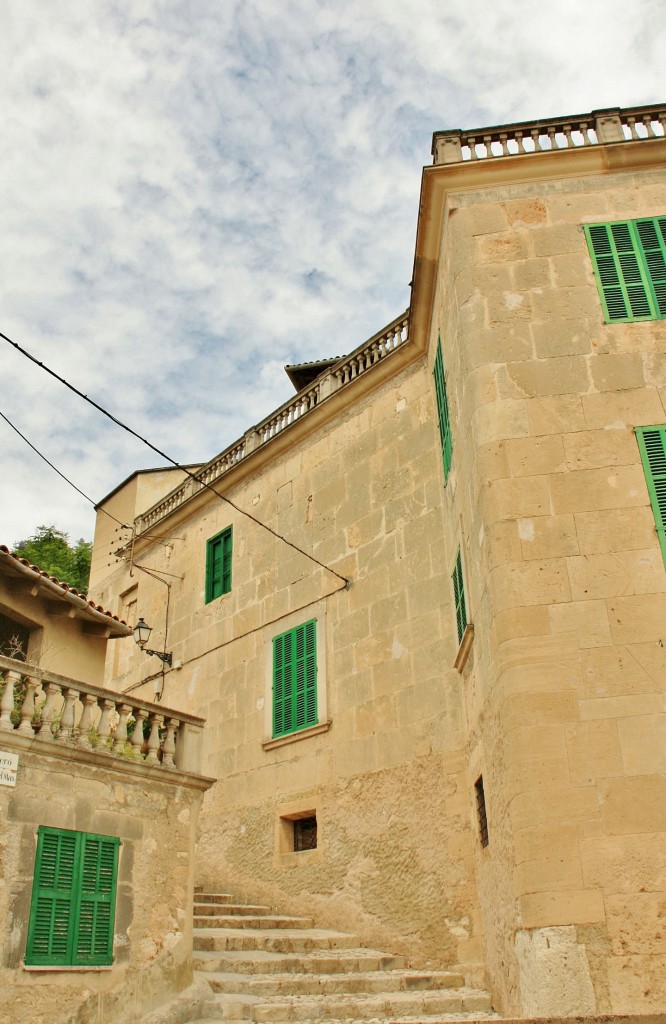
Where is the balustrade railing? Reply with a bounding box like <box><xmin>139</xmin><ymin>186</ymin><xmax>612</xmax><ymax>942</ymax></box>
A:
<box><xmin>135</xmin><ymin>311</ymin><xmax>409</xmax><ymax>534</ymax></box>
<box><xmin>0</xmin><ymin>655</ymin><xmax>204</xmax><ymax>775</ymax></box>
<box><xmin>432</xmin><ymin>105</ymin><xmax>666</xmax><ymax>164</ymax></box>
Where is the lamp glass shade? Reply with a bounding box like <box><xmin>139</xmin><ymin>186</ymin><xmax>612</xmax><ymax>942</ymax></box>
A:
<box><xmin>133</xmin><ymin>617</ymin><xmax>152</xmax><ymax>648</ymax></box>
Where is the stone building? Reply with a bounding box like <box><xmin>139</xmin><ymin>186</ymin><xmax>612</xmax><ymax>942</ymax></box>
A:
<box><xmin>90</xmin><ymin>103</ymin><xmax>666</xmax><ymax>1018</ymax></box>
<box><xmin>0</xmin><ymin>548</ymin><xmax>214</xmax><ymax>1024</ymax></box>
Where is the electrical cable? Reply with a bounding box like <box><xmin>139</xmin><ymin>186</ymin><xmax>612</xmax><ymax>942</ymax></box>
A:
<box><xmin>1</xmin><ymin>329</ymin><xmax>349</xmax><ymax>586</ymax></box>
<box><xmin>0</xmin><ymin>408</ymin><xmax>130</xmax><ymax>531</ymax></box>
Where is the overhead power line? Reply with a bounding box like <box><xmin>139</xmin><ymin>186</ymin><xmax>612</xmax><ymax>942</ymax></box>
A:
<box><xmin>0</xmin><ymin>408</ymin><xmax>129</xmax><ymax>532</ymax></box>
<box><xmin>1</xmin><ymin>329</ymin><xmax>349</xmax><ymax>587</ymax></box>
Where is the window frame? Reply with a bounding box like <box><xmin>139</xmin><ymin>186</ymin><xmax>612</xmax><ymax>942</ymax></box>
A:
<box><xmin>25</xmin><ymin>826</ymin><xmax>120</xmax><ymax>968</ymax></box>
<box><xmin>635</xmin><ymin>425</ymin><xmax>666</xmax><ymax>567</ymax></box>
<box><xmin>205</xmin><ymin>525</ymin><xmax>233</xmax><ymax>604</ymax></box>
<box><xmin>584</xmin><ymin>217</ymin><xmax>666</xmax><ymax>323</ymax></box>
<box><xmin>433</xmin><ymin>335</ymin><xmax>453</xmax><ymax>481</ymax></box>
<box><xmin>272</xmin><ymin>619</ymin><xmax>318</xmax><ymax>739</ymax></box>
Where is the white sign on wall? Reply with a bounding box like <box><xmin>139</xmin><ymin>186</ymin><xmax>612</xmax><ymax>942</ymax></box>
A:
<box><xmin>0</xmin><ymin>752</ymin><xmax>19</xmax><ymax>788</ymax></box>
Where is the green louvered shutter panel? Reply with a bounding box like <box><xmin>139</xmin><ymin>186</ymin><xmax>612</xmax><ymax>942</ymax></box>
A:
<box><xmin>452</xmin><ymin>550</ymin><xmax>468</xmax><ymax>645</ymax></box>
<box><xmin>206</xmin><ymin>527</ymin><xmax>232</xmax><ymax>602</ymax></box>
<box><xmin>636</xmin><ymin>426</ymin><xmax>666</xmax><ymax>565</ymax></box>
<box><xmin>73</xmin><ymin>834</ymin><xmax>119</xmax><ymax>965</ymax></box>
<box><xmin>294</xmin><ymin>620</ymin><xmax>317</xmax><ymax>731</ymax></box>
<box><xmin>433</xmin><ymin>338</ymin><xmax>453</xmax><ymax>480</ymax></box>
<box><xmin>585</xmin><ymin>220</ymin><xmax>664</xmax><ymax>323</ymax></box>
<box><xmin>273</xmin><ymin>630</ymin><xmax>290</xmax><ymax>736</ymax></box>
<box><xmin>273</xmin><ymin>620</ymin><xmax>317</xmax><ymax>737</ymax></box>
<box><xmin>25</xmin><ymin>828</ymin><xmax>77</xmax><ymax>965</ymax></box>
<box><xmin>635</xmin><ymin>218</ymin><xmax>666</xmax><ymax>317</ymax></box>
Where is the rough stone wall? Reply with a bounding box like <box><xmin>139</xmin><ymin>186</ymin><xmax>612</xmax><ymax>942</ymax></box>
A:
<box><xmin>93</xmin><ymin>359</ymin><xmax>484</xmax><ymax>970</ymax></box>
<box><xmin>433</xmin><ymin>166</ymin><xmax>666</xmax><ymax>1015</ymax></box>
<box><xmin>0</xmin><ymin>736</ymin><xmax>203</xmax><ymax>1024</ymax></box>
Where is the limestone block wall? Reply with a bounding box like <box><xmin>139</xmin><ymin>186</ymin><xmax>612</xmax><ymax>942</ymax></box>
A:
<box><xmin>0</xmin><ymin>735</ymin><xmax>205</xmax><ymax>1024</ymax></box>
<box><xmin>432</xmin><ymin>165</ymin><xmax>666</xmax><ymax>1015</ymax></box>
<box><xmin>92</xmin><ymin>360</ymin><xmax>485</xmax><ymax>969</ymax></box>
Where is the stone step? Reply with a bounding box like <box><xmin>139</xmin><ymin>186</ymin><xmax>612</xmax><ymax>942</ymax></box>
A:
<box><xmin>214</xmin><ymin>987</ymin><xmax>493</xmax><ymax>1022</ymax></box>
<box><xmin>196</xmin><ymin>892</ymin><xmax>235</xmax><ymax>904</ymax></box>
<box><xmin>194</xmin><ymin>928</ymin><xmax>361</xmax><ymax>955</ymax></box>
<box><xmin>195</xmin><ymin>914</ymin><xmax>315</xmax><ymax>931</ymax></box>
<box><xmin>203</xmin><ymin>968</ymin><xmax>467</xmax><ymax>996</ymax></box>
<box><xmin>194</xmin><ymin>948</ymin><xmax>407</xmax><ymax>975</ymax></box>
<box><xmin>195</xmin><ymin>903</ymin><xmax>273</xmax><ymax>917</ymax></box>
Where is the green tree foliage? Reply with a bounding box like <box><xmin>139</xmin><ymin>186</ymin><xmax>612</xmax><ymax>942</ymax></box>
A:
<box><xmin>14</xmin><ymin>526</ymin><xmax>92</xmax><ymax>594</ymax></box>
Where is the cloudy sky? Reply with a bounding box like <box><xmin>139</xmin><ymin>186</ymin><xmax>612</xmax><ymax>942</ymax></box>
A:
<box><xmin>1</xmin><ymin>0</ymin><xmax>664</xmax><ymax>559</ymax></box>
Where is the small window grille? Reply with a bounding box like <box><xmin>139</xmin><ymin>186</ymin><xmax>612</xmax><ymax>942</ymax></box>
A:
<box><xmin>293</xmin><ymin>815</ymin><xmax>317</xmax><ymax>852</ymax></box>
<box><xmin>475</xmin><ymin>776</ymin><xmax>489</xmax><ymax>848</ymax></box>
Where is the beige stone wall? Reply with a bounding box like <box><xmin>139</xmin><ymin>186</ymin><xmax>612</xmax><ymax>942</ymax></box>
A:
<box><xmin>0</xmin><ymin>733</ymin><xmax>204</xmax><ymax>1024</ymax></box>
<box><xmin>92</xmin><ymin>360</ymin><xmax>484</xmax><ymax>969</ymax></box>
<box><xmin>432</xmin><ymin>165</ymin><xmax>666</xmax><ymax>1014</ymax></box>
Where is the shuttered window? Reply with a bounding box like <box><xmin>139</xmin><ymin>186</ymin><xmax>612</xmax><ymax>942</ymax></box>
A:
<box><xmin>452</xmin><ymin>549</ymin><xmax>468</xmax><ymax>645</ymax></box>
<box><xmin>26</xmin><ymin>827</ymin><xmax>120</xmax><ymax>967</ymax></box>
<box><xmin>205</xmin><ymin>526</ymin><xmax>233</xmax><ymax>603</ymax></box>
<box><xmin>584</xmin><ymin>217</ymin><xmax>666</xmax><ymax>323</ymax></box>
<box><xmin>273</xmin><ymin>620</ymin><xmax>317</xmax><ymax>738</ymax></box>
<box><xmin>433</xmin><ymin>337</ymin><xmax>453</xmax><ymax>480</ymax></box>
<box><xmin>636</xmin><ymin>426</ymin><xmax>666</xmax><ymax>566</ymax></box>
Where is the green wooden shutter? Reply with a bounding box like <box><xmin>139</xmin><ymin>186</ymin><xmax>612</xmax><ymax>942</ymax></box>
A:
<box><xmin>635</xmin><ymin>218</ymin><xmax>666</xmax><ymax>316</ymax></box>
<box><xmin>26</xmin><ymin>828</ymin><xmax>77</xmax><ymax>965</ymax></box>
<box><xmin>452</xmin><ymin>550</ymin><xmax>468</xmax><ymax>645</ymax></box>
<box><xmin>636</xmin><ymin>426</ymin><xmax>666</xmax><ymax>565</ymax></box>
<box><xmin>273</xmin><ymin>630</ymin><xmax>290</xmax><ymax>736</ymax></box>
<box><xmin>273</xmin><ymin>620</ymin><xmax>317</xmax><ymax>737</ymax></box>
<box><xmin>433</xmin><ymin>337</ymin><xmax>453</xmax><ymax>480</ymax></box>
<box><xmin>205</xmin><ymin>526</ymin><xmax>233</xmax><ymax>603</ymax></box>
<box><xmin>74</xmin><ymin>835</ymin><xmax>120</xmax><ymax>965</ymax></box>
<box><xmin>585</xmin><ymin>218</ymin><xmax>666</xmax><ymax>323</ymax></box>
<box><xmin>26</xmin><ymin>828</ymin><xmax>119</xmax><ymax>967</ymax></box>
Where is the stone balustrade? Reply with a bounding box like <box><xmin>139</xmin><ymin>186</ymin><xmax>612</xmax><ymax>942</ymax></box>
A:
<box><xmin>135</xmin><ymin>311</ymin><xmax>409</xmax><ymax>535</ymax></box>
<box><xmin>0</xmin><ymin>654</ymin><xmax>205</xmax><ymax>775</ymax></box>
<box><xmin>432</xmin><ymin>104</ymin><xmax>666</xmax><ymax>164</ymax></box>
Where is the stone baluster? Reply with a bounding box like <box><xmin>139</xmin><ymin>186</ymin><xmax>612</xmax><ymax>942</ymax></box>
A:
<box><xmin>499</xmin><ymin>132</ymin><xmax>509</xmax><ymax>155</ymax></box>
<box><xmin>516</xmin><ymin>130</ymin><xmax>526</xmax><ymax>153</ymax></box>
<box><xmin>114</xmin><ymin>704</ymin><xmax>132</xmax><ymax>753</ymax></box>
<box><xmin>162</xmin><ymin>718</ymin><xmax>179</xmax><ymax>768</ymax></box>
<box><xmin>97</xmin><ymin>699</ymin><xmax>115</xmax><ymax>749</ymax></box>
<box><xmin>0</xmin><ymin>669</ymin><xmax>21</xmax><ymax>731</ymax></box>
<box><xmin>145</xmin><ymin>713</ymin><xmax>163</xmax><ymax>764</ymax></box>
<box><xmin>643</xmin><ymin>114</ymin><xmax>657</xmax><ymax>137</ymax></box>
<box><xmin>77</xmin><ymin>694</ymin><xmax>98</xmax><ymax>749</ymax></box>
<box><xmin>56</xmin><ymin>688</ymin><xmax>79</xmax><ymax>742</ymax></box>
<box><xmin>626</xmin><ymin>116</ymin><xmax>638</xmax><ymax>139</ymax></box>
<box><xmin>38</xmin><ymin>682</ymin><xmax>62</xmax><ymax>740</ymax></box>
<box><xmin>468</xmin><ymin>136</ymin><xmax>478</xmax><ymax>160</ymax></box>
<box><xmin>563</xmin><ymin>124</ymin><xmax>573</xmax><ymax>147</ymax></box>
<box><xmin>17</xmin><ymin>675</ymin><xmax>39</xmax><ymax>736</ymax></box>
<box><xmin>530</xmin><ymin>128</ymin><xmax>540</xmax><ymax>151</ymax></box>
<box><xmin>130</xmin><ymin>709</ymin><xmax>148</xmax><ymax>759</ymax></box>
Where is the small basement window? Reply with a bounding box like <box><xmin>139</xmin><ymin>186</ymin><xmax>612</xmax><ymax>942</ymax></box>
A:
<box><xmin>293</xmin><ymin>815</ymin><xmax>317</xmax><ymax>852</ymax></box>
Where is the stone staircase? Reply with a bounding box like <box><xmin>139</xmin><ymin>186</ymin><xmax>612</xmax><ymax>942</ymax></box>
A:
<box><xmin>188</xmin><ymin>889</ymin><xmax>497</xmax><ymax>1024</ymax></box>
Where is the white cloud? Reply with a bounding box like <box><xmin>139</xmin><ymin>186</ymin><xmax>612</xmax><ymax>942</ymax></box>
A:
<box><xmin>0</xmin><ymin>0</ymin><xmax>663</xmax><ymax>546</ymax></box>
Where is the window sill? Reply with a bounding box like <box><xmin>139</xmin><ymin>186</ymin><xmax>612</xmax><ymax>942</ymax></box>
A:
<box><xmin>23</xmin><ymin>964</ymin><xmax>113</xmax><ymax>972</ymax></box>
<box><xmin>262</xmin><ymin>720</ymin><xmax>331</xmax><ymax>751</ymax></box>
<box><xmin>454</xmin><ymin>623</ymin><xmax>474</xmax><ymax>672</ymax></box>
